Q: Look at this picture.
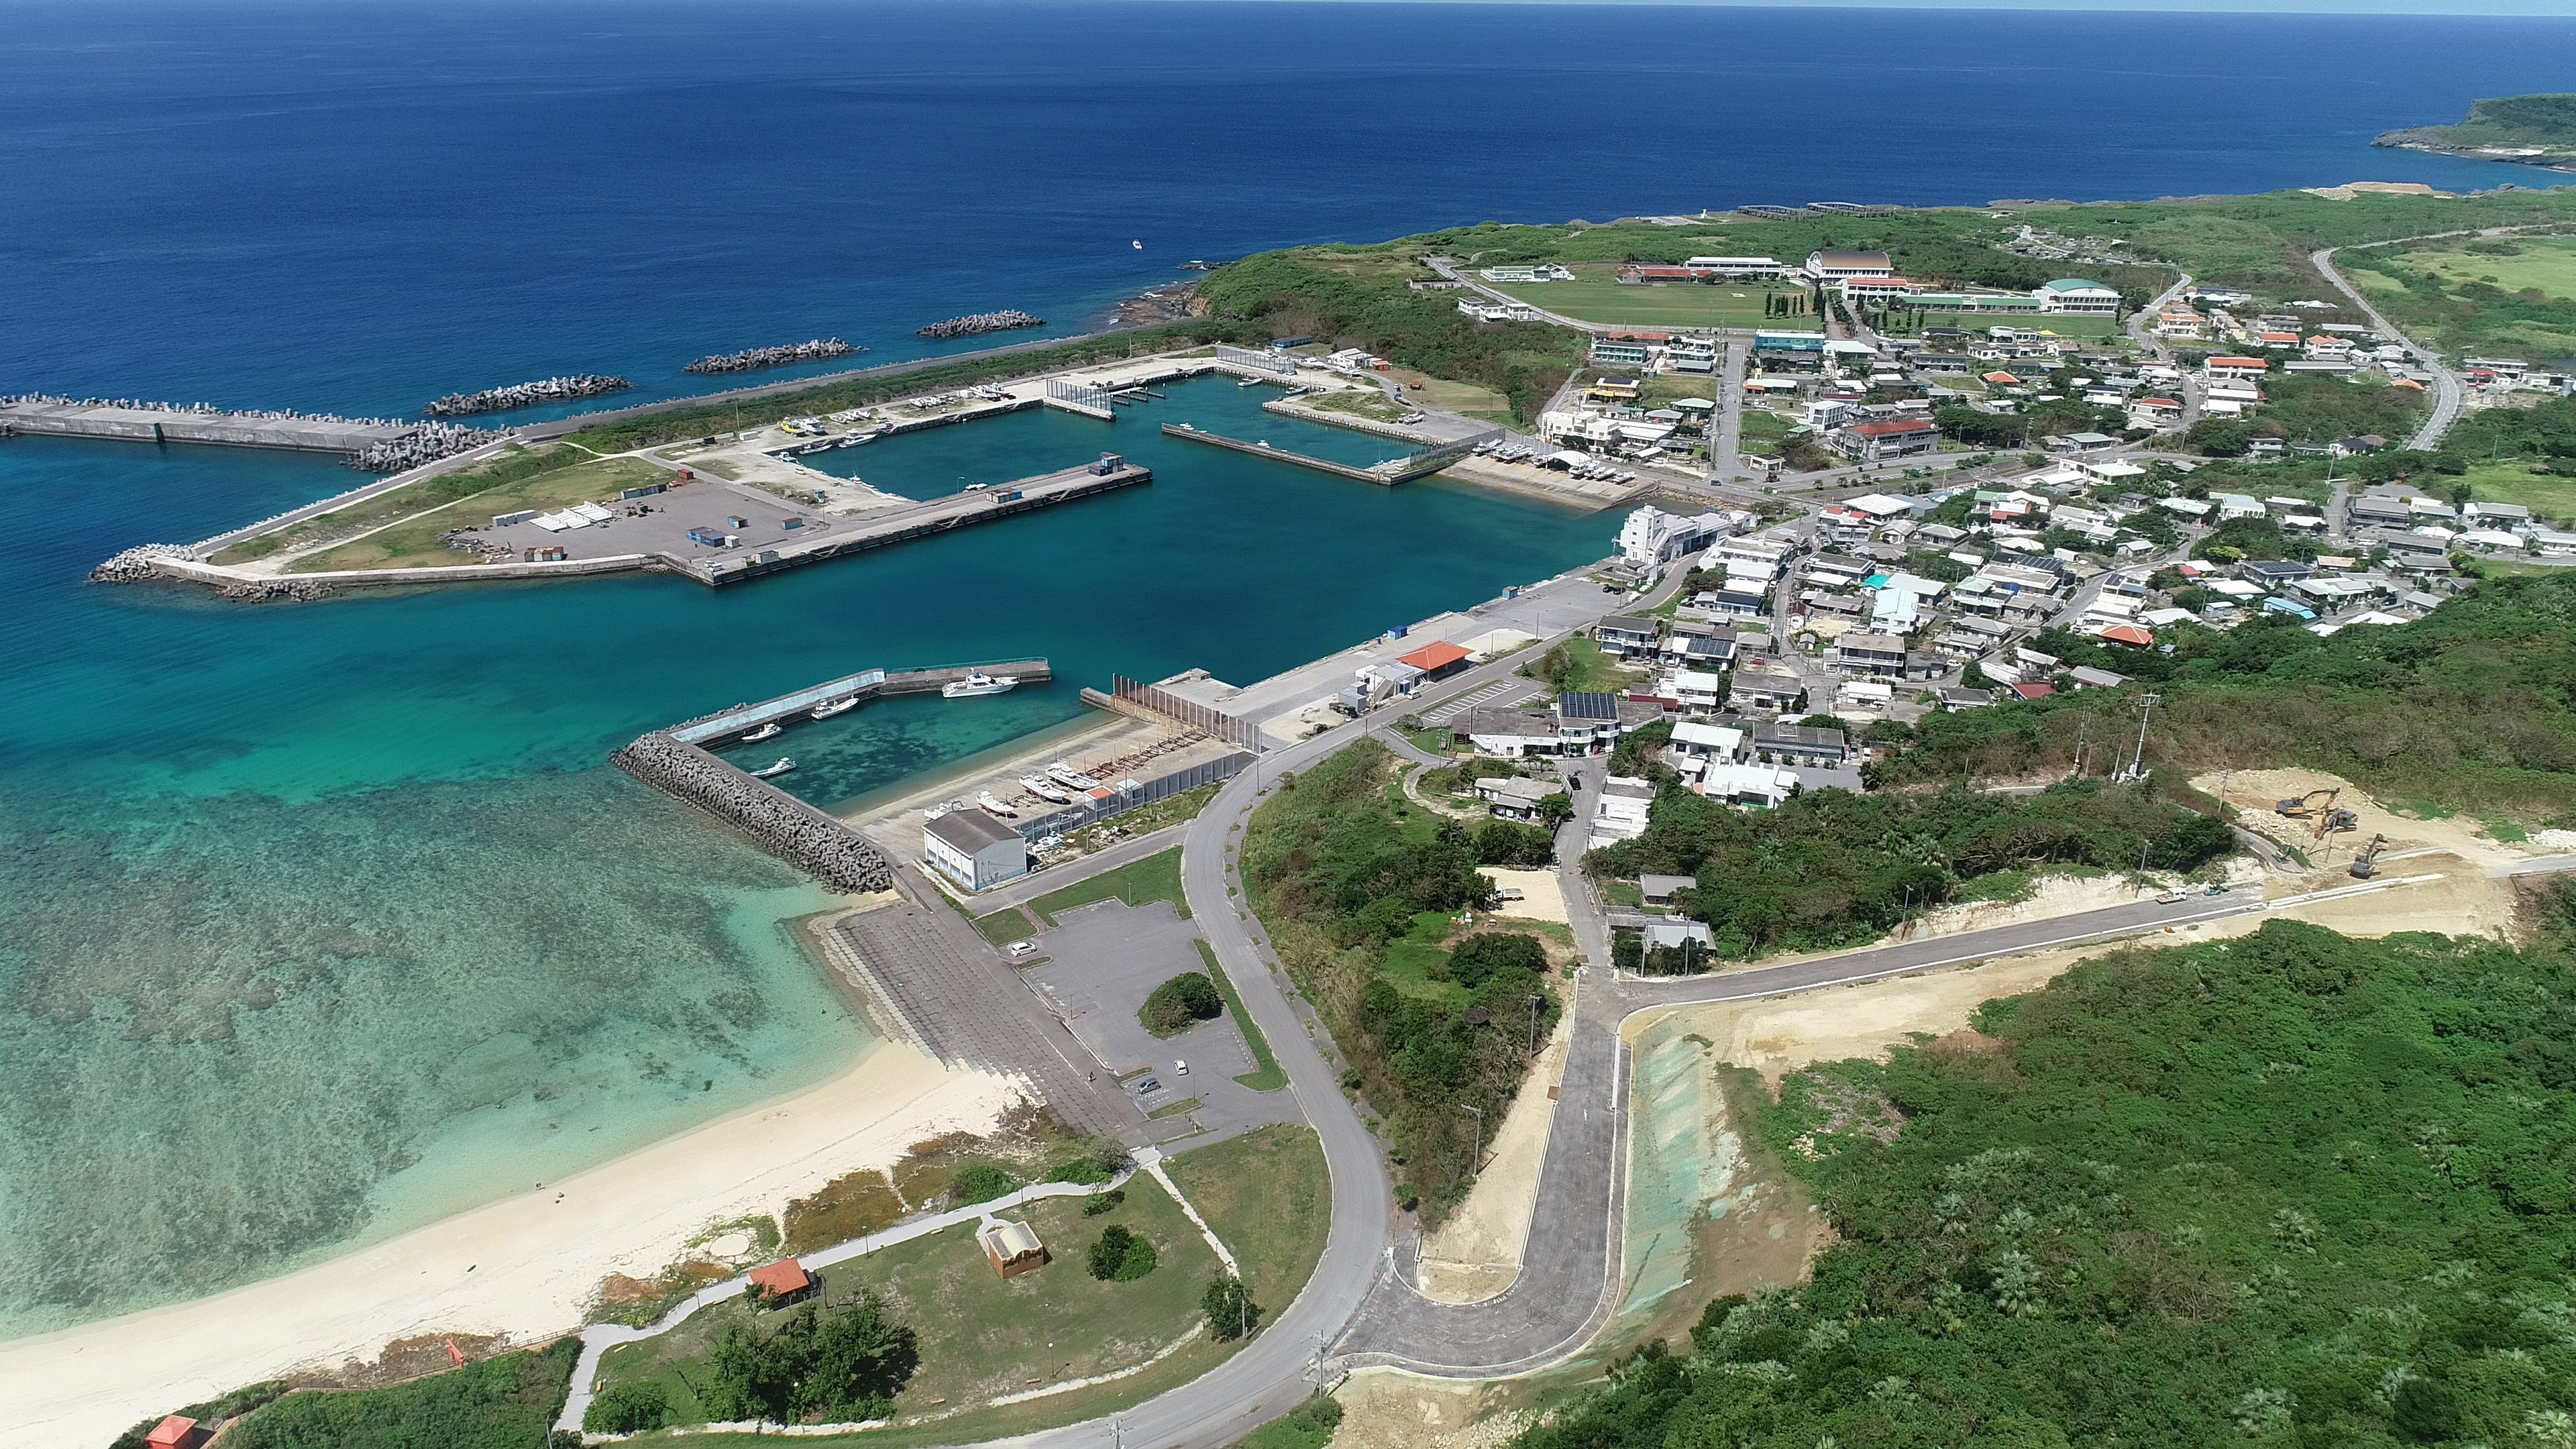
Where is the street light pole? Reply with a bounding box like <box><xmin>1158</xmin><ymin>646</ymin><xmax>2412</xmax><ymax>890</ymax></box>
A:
<box><xmin>1460</xmin><ymin>1104</ymin><xmax>1484</xmax><ymax>1175</ymax></box>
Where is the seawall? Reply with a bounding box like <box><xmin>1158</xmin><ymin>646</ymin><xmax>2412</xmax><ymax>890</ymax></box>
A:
<box><xmin>610</xmin><ymin>732</ymin><xmax>894</xmax><ymax>894</ymax></box>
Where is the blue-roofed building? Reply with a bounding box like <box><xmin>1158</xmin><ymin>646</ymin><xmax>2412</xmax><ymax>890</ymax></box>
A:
<box><xmin>2035</xmin><ymin>279</ymin><xmax>2121</xmax><ymax>315</ymax></box>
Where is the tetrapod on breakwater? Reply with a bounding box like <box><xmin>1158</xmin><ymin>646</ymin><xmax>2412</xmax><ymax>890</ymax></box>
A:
<box><xmin>916</xmin><ymin>311</ymin><xmax>1042</xmax><ymax>341</ymax></box>
<box><xmin>425</xmin><ymin>376</ymin><xmax>631</xmax><ymax>417</ymax></box>
<box><xmin>684</xmin><ymin>339</ymin><xmax>861</xmax><ymax>375</ymax></box>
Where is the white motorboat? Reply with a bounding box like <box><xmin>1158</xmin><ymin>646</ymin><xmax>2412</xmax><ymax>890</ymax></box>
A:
<box><xmin>741</xmin><ymin>721</ymin><xmax>784</xmax><ymax>743</ymax></box>
<box><xmin>1020</xmin><ymin>775</ymin><xmax>1073</xmax><ymax>804</ymax></box>
<box><xmin>941</xmin><ymin>671</ymin><xmax>1018</xmax><ymax>699</ymax></box>
<box><xmin>812</xmin><ymin>696</ymin><xmax>858</xmax><ymax>720</ymax></box>
<box><xmin>977</xmin><ymin>791</ymin><xmax>1018</xmax><ymax>817</ymax></box>
<box><xmin>1046</xmin><ymin>761</ymin><xmax>1102</xmax><ymax>792</ymax></box>
<box><xmin>749</xmin><ymin>757</ymin><xmax>796</xmax><ymax>779</ymax></box>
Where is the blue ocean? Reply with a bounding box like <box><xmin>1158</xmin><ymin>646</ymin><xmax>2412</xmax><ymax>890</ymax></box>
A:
<box><xmin>2</xmin><ymin>0</ymin><xmax>2569</xmax><ymax>1337</ymax></box>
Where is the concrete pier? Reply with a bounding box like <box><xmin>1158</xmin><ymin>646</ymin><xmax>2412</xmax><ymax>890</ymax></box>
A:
<box><xmin>671</xmin><ymin>659</ymin><xmax>1052</xmax><ymax>743</ymax></box>
<box><xmin>1158</xmin><ymin>422</ymin><xmax>1494</xmax><ymax>486</ymax></box>
<box><xmin>676</xmin><ymin>460</ymin><xmax>1148</xmax><ymax>587</ymax></box>
<box><xmin>0</xmin><ymin>399</ymin><xmax>413</xmax><ymax>454</ymax></box>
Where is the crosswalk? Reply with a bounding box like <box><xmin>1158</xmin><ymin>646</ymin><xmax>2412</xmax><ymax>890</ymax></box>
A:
<box><xmin>1422</xmin><ymin>680</ymin><xmax>1546</xmax><ymax>724</ymax></box>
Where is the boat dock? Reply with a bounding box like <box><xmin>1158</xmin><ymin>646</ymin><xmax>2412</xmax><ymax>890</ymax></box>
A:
<box><xmin>615</xmin><ymin>657</ymin><xmax>1049</xmax><ymax>892</ymax></box>
<box><xmin>674</xmin><ymin>458</ymin><xmax>1149</xmax><ymax>588</ymax></box>
<box><xmin>0</xmin><ymin>398</ymin><xmax>415</xmax><ymax>454</ymax></box>
<box><xmin>1157</xmin><ymin>422</ymin><xmax>1497</xmax><ymax>486</ymax></box>
<box><xmin>671</xmin><ymin>659</ymin><xmax>1052</xmax><ymax>743</ymax></box>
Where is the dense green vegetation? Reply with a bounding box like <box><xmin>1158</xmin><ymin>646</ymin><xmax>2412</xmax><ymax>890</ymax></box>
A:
<box><xmin>1241</xmin><ymin>1397</ymin><xmax>1345</xmax><ymax>1449</ymax></box>
<box><xmin>1140</xmin><ymin>971</ymin><xmax>1224</xmax><ymax>1036</ymax></box>
<box><xmin>223</xmin><ymin>1338</ymin><xmax>578</xmax><ymax>1449</ymax></box>
<box><xmin>1203</xmin><ymin>1273</ymin><xmax>1262</xmax><ymax>1341</ymax></box>
<box><xmin>1195</xmin><ymin>250</ymin><xmax>1586</xmax><ymax>423</ymax></box>
<box><xmin>1889</xmin><ymin>570</ymin><xmax>2576</xmax><ymax>820</ymax></box>
<box><xmin>701</xmin><ymin>1296</ymin><xmax>919</xmax><ymax>1425</ymax></box>
<box><xmin>1520</xmin><ymin>914</ymin><xmax>2576</xmax><ymax>1449</ymax></box>
<box><xmin>1588</xmin><ymin>778</ymin><xmax>2231</xmax><ymax>961</ymax></box>
<box><xmin>2382</xmin><ymin>91</ymin><xmax>2576</xmax><ymax>156</ymax></box>
<box><xmin>1193</xmin><ymin>939</ymin><xmax>1287</xmax><ymax>1090</ymax></box>
<box><xmin>1241</xmin><ymin>740</ymin><xmax>1559</xmax><ymax>1218</ymax></box>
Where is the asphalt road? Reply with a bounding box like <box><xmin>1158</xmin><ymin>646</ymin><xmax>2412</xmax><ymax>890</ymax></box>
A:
<box><xmin>2309</xmin><ymin>240</ymin><xmax>2464</xmax><ymax>451</ymax></box>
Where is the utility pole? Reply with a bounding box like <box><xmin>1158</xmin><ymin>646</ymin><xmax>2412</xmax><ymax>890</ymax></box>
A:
<box><xmin>2127</xmin><ymin>692</ymin><xmax>2161</xmax><ymax>780</ymax></box>
<box><xmin>1460</xmin><ymin>1104</ymin><xmax>1485</xmax><ymax>1175</ymax></box>
<box><xmin>1529</xmin><ymin>993</ymin><xmax>1544</xmax><ymax>1056</ymax></box>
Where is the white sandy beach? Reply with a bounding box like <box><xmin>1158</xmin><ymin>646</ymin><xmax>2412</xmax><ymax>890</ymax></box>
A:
<box><xmin>0</xmin><ymin>1041</ymin><xmax>1028</xmax><ymax>1449</ymax></box>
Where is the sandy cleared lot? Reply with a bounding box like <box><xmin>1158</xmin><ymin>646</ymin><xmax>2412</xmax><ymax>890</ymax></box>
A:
<box><xmin>0</xmin><ymin>1044</ymin><xmax>1028</xmax><ymax>1449</ymax></box>
<box><xmin>1479</xmin><ymin>867</ymin><xmax>1570</xmax><ymax>925</ymax></box>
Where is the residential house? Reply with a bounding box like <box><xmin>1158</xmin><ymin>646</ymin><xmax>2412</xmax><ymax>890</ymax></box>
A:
<box><xmin>1833</xmin><ymin>632</ymin><xmax>1909</xmax><ymax>678</ymax></box>
<box><xmin>1701</xmin><ymin>761</ymin><xmax>1803</xmax><ymax>809</ymax></box>
<box><xmin>1590</xmin><ymin>775</ymin><xmax>1658</xmax><ymax>847</ymax></box>
<box><xmin>1476</xmin><ymin>774</ymin><xmax>1560</xmax><ymax>821</ymax></box>
<box><xmin>1640</xmin><ymin>873</ymin><xmax>1698</xmax><ymax>908</ymax></box>
<box><xmin>1593</xmin><ymin>614</ymin><xmax>1662</xmax><ymax>658</ymax></box>
<box><xmin>1753</xmin><ymin>722</ymin><xmax>1850</xmax><ymax>765</ymax></box>
<box><xmin>1829</xmin><ymin>417</ymin><xmax>1941</xmax><ymax>462</ymax></box>
<box><xmin>1457</xmin><ymin>706</ymin><xmax>1561</xmax><ymax>758</ymax></box>
<box><xmin>1729</xmin><ymin>667</ymin><xmax>1807</xmax><ymax>712</ymax></box>
<box><xmin>1658</xmin><ymin>669</ymin><xmax>1728</xmax><ymax>711</ymax></box>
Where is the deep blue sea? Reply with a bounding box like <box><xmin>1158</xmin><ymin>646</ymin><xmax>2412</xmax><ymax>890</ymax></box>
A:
<box><xmin>3</xmin><ymin>0</ymin><xmax>2572</xmax><ymax>1338</ymax></box>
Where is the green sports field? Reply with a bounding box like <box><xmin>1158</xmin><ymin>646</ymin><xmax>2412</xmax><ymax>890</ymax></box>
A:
<box><xmin>1484</xmin><ymin>264</ymin><xmax>1819</xmax><ymax>331</ymax></box>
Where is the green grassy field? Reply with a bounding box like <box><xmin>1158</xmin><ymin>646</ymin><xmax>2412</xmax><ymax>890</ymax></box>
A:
<box><xmin>968</xmin><ymin>906</ymin><xmax>1037</xmax><ymax>946</ymax></box>
<box><xmin>1486</xmin><ymin>266</ymin><xmax>1817</xmax><ymax>330</ymax></box>
<box><xmin>603</xmin><ymin>1126</ymin><xmax>1329</xmax><ymax>1446</ymax></box>
<box><xmin>2388</xmin><ymin>234</ymin><xmax>2576</xmax><ymax>301</ymax></box>
<box><xmin>209</xmin><ymin>442</ymin><xmax>596</xmax><ymax>565</ymax></box>
<box><xmin>291</xmin><ymin>455</ymin><xmax>667</xmax><ymax>572</ymax></box>
<box><xmin>1028</xmin><ymin>847</ymin><xmax>1188</xmax><ymax>923</ymax></box>
<box><xmin>2459</xmin><ymin>458</ymin><xmax>2576</xmax><ymax>519</ymax></box>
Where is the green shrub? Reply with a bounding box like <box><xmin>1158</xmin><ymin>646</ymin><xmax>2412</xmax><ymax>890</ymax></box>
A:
<box><xmin>224</xmin><ymin>1339</ymin><xmax>580</xmax><ymax>1449</ymax></box>
<box><xmin>1085</xmin><ymin>1224</ymin><xmax>1158</xmax><ymax>1281</ymax></box>
<box><xmin>112</xmin><ymin>1382</ymin><xmax>290</xmax><ymax>1449</ymax></box>
<box><xmin>1081</xmin><ymin>1187</ymin><xmax>1126</xmax><ymax>1216</ymax></box>
<box><xmin>581</xmin><ymin>1382</ymin><xmax>669</xmax><ymax>1435</ymax></box>
<box><xmin>1139</xmin><ymin>972</ymin><xmax>1224</xmax><ymax>1036</ymax></box>
<box><xmin>700</xmin><ymin>1297</ymin><xmax>917</xmax><ymax>1426</ymax></box>
<box><xmin>1448</xmin><ymin>932</ymin><xmax>1548</xmax><ymax>989</ymax></box>
<box><xmin>949</xmin><ymin>1162</ymin><xmax>1019</xmax><ymax>1205</ymax></box>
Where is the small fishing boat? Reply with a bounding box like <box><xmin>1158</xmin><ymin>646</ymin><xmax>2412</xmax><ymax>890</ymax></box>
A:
<box><xmin>812</xmin><ymin>696</ymin><xmax>858</xmax><ymax>720</ymax></box>
<box><xmin>941</xmin><ymin>671</ymin><xmax>1018</xmax><ymax>699</ymax></box>
<box><xmin>977</xmin><ymin>791</ymin><xmax>1018</xmax><ymax>817</ymax></box>
<box><xmin>742</xmin><ymin>720</ymin><xmax>784</xmax><ymax>743</ymax></box>
<box><xmin>1020</xmin><ymin>775</ymin><xmax>1073</xmax><ymax>804</ymax></box>
<box><xmin>749</xmin><ymin>757</ymin><xmax>796</xmax><ymax>779</ymax></box>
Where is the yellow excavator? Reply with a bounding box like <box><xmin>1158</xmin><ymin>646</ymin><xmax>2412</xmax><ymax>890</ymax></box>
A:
<box><xmin>2275</xmin><ymin>788</ymin><xmax>2359</xmax><ymax>840</ymax></box>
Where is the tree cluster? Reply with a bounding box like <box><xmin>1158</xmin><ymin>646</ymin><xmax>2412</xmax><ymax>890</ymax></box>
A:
<box><xmin>1140</xmin><ymin>971</ymin><xmax>1224</xmax><ymax>1036</ymax></box>
<box><xmin>702</xmin><ymin>1297</ymin><xmax>918</xmax><ymax>1426</ymax></box>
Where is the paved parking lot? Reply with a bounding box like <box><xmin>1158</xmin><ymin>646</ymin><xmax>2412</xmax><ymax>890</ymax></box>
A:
<box><xmin>1023</xmin><ymin>900</ymin><xmax>1302</xmax><ymax>1139</ymax></box>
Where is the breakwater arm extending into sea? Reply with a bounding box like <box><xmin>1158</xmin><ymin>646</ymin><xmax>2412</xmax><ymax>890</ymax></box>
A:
<box><xmin>423</xmin><ymin>375</ymin><xmax>629</xmax><ymax>417</ymax></box>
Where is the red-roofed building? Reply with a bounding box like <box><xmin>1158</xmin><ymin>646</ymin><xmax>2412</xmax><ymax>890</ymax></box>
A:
<box><xmin>1982</xmin><ymin>371</ymin><xmax>2023</xmax><ymax>387</ymax></box>
<box><xmin>747</xmin><ymin>1258</ymin><xmax>815</xmax><ymax>1306</ymax></box>
<box><xmin>146</xmin><ymin>1418</ymin><xmax>205</xmax><ymax>1449</ymax></box>
<box><xmin>1395</xmin><ymin>641</ymin><xmax>1474</xmax><ymax>679</ymax></box>
<box><xmin>2011</xmin><ymin>681</ymin><xmax>2057</xmax><ymax>701</ymax></box>
<box><xmin>2206</xmin><ymin>356</ymin><xmax>2269</xmax><ymax>379</ymax></box>
<box><xmin>2098</xmin><ymin>624</ymin><xmax>2154</xmax><ymax>647</ymax></box>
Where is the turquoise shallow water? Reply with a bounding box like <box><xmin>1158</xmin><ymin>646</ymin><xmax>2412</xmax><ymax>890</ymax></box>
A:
<box><xmin>0</xmin><ymin>378</ymin><xmax>1613</xmax><ymax>1337</ymax></box>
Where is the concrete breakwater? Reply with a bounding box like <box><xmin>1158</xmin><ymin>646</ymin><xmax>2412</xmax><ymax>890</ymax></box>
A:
<box><xmin>0</xmin><ymin>394</ymin><xmax>494</xmax><ymax>474</ymax></box>
<box><xmin>917</xmin><ymin>311</ymin><xmax>1042</xmax><ymax>341</ymax></box>
<box><xmin>685</xmin><ymin>339</ymin><xmax>860</xmax><ymax>375</ymax></box>
<box><xmin>611</xmin><ymin>731</ymin><xmax>896</xmax><ymax>894</ymax></box>
<box><xmin>423</xmin><ymin>375</ymin><xmax>630</xmax><ymax>417</ymax></box>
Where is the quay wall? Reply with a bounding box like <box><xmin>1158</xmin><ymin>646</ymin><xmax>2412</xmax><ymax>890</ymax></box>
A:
<box><xmin>700</xmin><ymin>465</ymin><xmax>1148</xmax><ymax>586</ymax></box>
<box><xmin>1259</xmin><ymin>398</ymin><xmax>1452</xmax><ymax>447</ymax></box>
<box><xmin>611</xmin><ymin>731</ymin><xmax>895</xmax><ymax>894</ymax></box>
<box><xmin>1157</xmin><ymin>424</ymin><xmax>1388</xmax><ymax>485</ymax></box>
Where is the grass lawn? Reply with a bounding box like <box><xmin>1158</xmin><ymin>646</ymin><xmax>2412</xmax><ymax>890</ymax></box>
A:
<box><xmin>2471</xmin><ymin>557</ymin><xmax>2574</xmax><ymax>580</ymax></box>
<box><xmin>1399</xmin><ymin>373</ymin><xmax>1511</xmax><ymax>419</ymax></box>
<box><xmin>1192</xmin><ymin>940</ymin><xmax>1286</xmax><ymax>1090</ymax></box>
<box><xmin>597</xmin><ymin>1177</ymin><xmax>1222</xmax><ymax>1438</ymax></box>
<box><xmin>2460</xmin><ymin>458</ymin><xmax>2576</xmax><ymax>521</ymax></box>
<box><xmin>1029</xmin><ymin>847</ymin><xmax>1187</xmax><ymax>923</ymax></box>
<box><xmin>290</xmin><ymin>454</ymin><xmax>667</xmax><ymax>572</ymax></box>
<box><xmin>210</xmin><ymin>442</ymin><xmax>592</xmax><ymax>565</ymax></box>
<box><xmin>619</xmin><ymin>1130</ymin><xmax>1333</xmax><ymax>1447</ymax></box>
<box><xmin>1303</xmin><ymin>388</ymin><xmax>1407</xmax><ymax>424</ymax></box>
<box><xmin>1404</xmin><ymin>726</ymin><xmax>1454</xmax><ymax>755</ymax></box>
<box><xmin>1162</xmin><ymin>1124</ymin><xmax>1330</xmax><ymax>1325</ymax></box>
<box><xmin>1540</xmin><ymin>635</ymin><xmax>1643</xmax><ymax>694</ymax></box>
<box><xmin>969</xmin><ymin>907</ymin><xmax>1037</xmax><ymax>947</ymax></box>
<box><xmin>1486</xmin><ymin>266</ymin><xmax>1815</xmax><ymax>331</ymax></box>
<box><xmin>1377</xmin><ymin>911</ymin><xmax>1470</xmax><ymax>1006</ymax></box>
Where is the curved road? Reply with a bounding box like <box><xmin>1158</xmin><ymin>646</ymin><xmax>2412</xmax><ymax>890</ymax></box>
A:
<box><xmin>929</xmin><ymin>562</ymin><xmax>2395</xmax><ymax>1445</ymax></box>
<box><xmin>2310</xmin><ymin>242</ymin><xmax>2464</xmax><ymax>451</ymax></box>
